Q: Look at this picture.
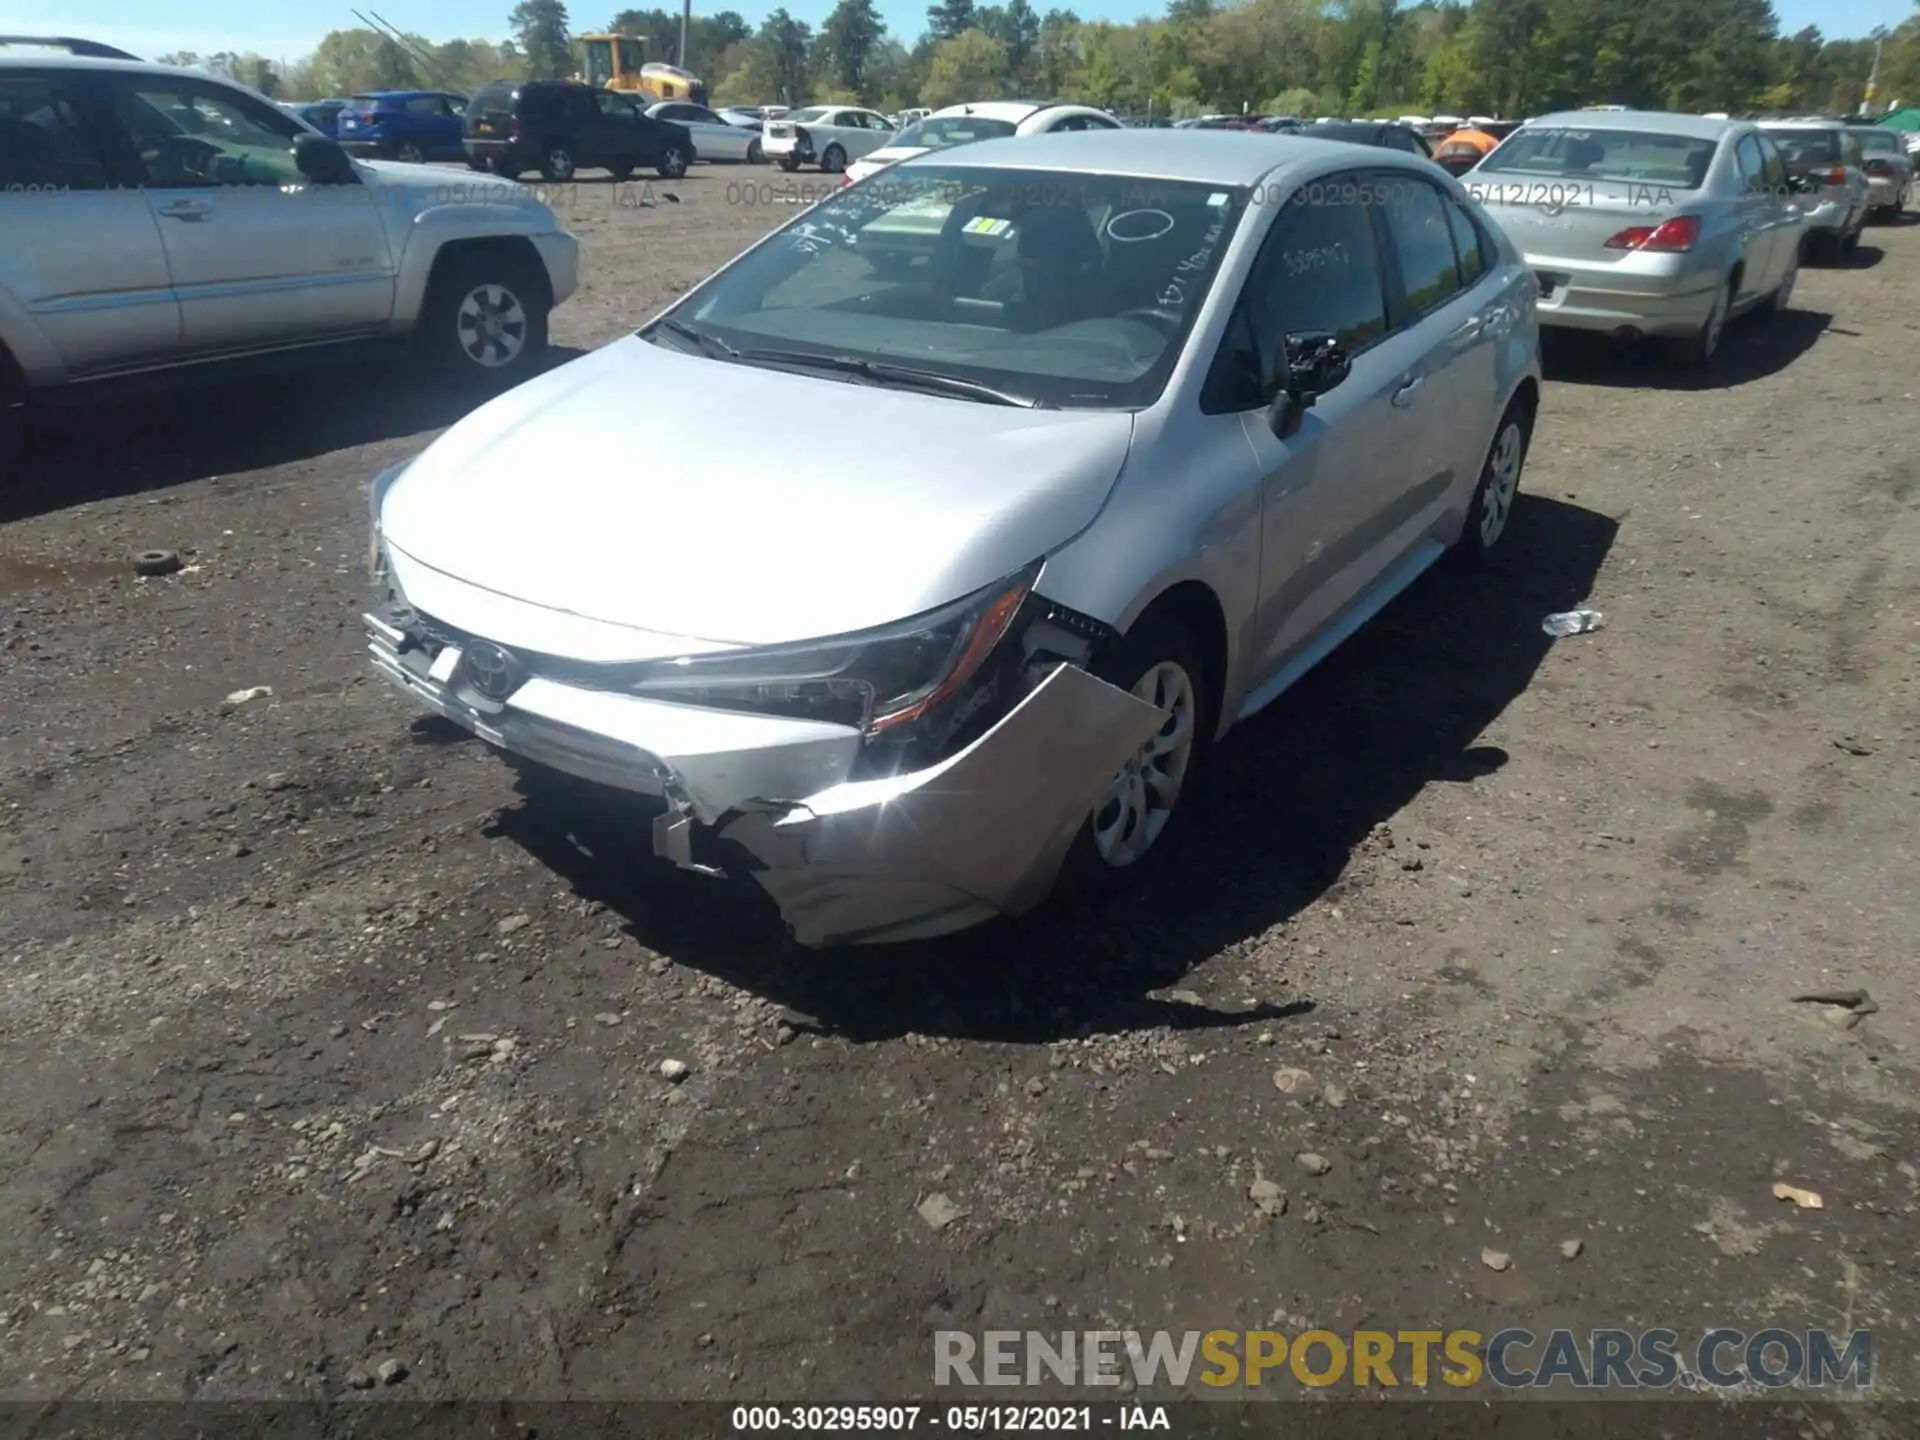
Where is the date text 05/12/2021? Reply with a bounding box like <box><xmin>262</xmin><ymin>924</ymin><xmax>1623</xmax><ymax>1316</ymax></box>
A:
<box><xmin>729</xmin><ymin>1405</ymin><xmax>1171</xmax><ymax>1432</ymax></box>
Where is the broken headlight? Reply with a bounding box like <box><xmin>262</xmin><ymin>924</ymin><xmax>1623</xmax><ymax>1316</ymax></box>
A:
<box><xmin>626</xmin><ymin>563</ymin><xmax>1039</xmax><ymax>734</ymax></box>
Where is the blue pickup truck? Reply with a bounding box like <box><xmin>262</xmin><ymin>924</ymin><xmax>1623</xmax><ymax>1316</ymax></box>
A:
<box><xmin>336</xmin><ymin>90</ymin><xmax>470</xmax><ymax>163</ymax></box>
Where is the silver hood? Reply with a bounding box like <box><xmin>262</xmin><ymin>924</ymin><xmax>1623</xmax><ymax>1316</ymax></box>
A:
<box><xmin>378</xmin><ymin>335</ymin><xmax>1134</xmax><ymax>648</ymax></box>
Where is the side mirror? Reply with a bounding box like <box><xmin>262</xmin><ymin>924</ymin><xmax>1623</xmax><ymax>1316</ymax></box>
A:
<box><xmin>294</xmin><ymin>133</ymin><xmax>356</xmax><ymax>185</ymax></box>
<box><xmin>1266</xmin><ymin>330</ymin><xmax>1351</xmax><ymax>436</ymax></box>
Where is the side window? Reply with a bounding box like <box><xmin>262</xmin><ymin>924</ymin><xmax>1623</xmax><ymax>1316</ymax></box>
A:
<box><xmin>597</xmin><ymin>92</ymin><xmax>633</xmax><ymax>119</ymax></box>
<box><xmin>403</xmin><ymin>96</ymin><xmax>442</xmax><ymax>116</ymax></box>
<box><xmin>1208</xmin><ymin>176</ymin><xmax>1388</xmax><ymax>411</ymax></box>
<box><xmin>1442</xmin><ymin>192</ymin><xmax>1490</xmax><ymax>286</ymax></box>
<box><xmin>107</xmin><ymin>78</ymin><xmax>304</xmax><ymax>188</ymax></box>
<box><xmin>0</xmin><ymin>75</ymin><xmax>113</xmax><ymax>188</ymax></box>
<box><xmin>1734</xmin><ymin>135</ymin><xmax>1766</xmax><ymax>192</ymax></box>
<box><xmin>443</xmin><ymin>96</ymin><xmax>467</xmax><ymax>117</ymax></box>
<box><xmin>1380</xmin><ymin>178</ymin><xmax>1463</xmax><ymax>321</ymax></box>
<box><xmin>1843</xmin><ymin>134</ymin><xmax>1863</xmax><ymax>169</ymax></box>
<box><xmin>1756</xmin><ymin>133</ymin><xmax>1787</xmax><ymax>193</ymax></box>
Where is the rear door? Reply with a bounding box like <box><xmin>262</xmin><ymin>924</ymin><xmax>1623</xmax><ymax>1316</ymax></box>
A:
<box><xmin>99</xmin><ymin>72</ymin><xmax>395</xmax><ymax>356</ymax></box>
<box><xmin>1370</xmin><ymin>171</ymin><xmax>1497</xmax><ymax>540</ymax></box>
<box><xmin>1730</xmin><ymin>132</ymin><xmax>1780</xmax><ymax>302</ymax></box>
<box><xmin>673</xmin><ymin>103</ymin><xmax>747</xmax><ymax>160</ymax></box>
<box><xmin>0</xmin><ymin>68</ymin><xmax>181</xmax><ymax>376</ymax></box>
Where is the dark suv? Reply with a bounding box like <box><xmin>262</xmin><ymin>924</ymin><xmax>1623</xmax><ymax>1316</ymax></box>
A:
<box><xmin>465</xmin><ymin>80</ymin><xmax>693</xmax><ymax>182</ymax></box>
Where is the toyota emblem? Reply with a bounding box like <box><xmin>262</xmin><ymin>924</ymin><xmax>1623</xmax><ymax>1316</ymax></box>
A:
<box><xmin>462</xmin><ymin>640</ymin><xmax>520</xmax><ymax>701</ymax></box>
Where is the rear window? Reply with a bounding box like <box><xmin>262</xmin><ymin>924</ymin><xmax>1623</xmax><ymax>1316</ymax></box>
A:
<box><xmin>894</xmin><ymin>115</ymin><xmax>1018</xmax><ymax>148</ymax></box>
<box><xmin>1475</xmin><ymin>126</ymin><xmax>1717</xmax><ymax>188</ymax></box>
<box><xmin>1855</xmin><ymin>130</ymin><xmax>1898</xmax><ymax>153</ymax></box>
<box><xmin>473</xmin><ymin>84</ymin><xmax>517</xmax><ymax>109</ymax></box>
<box><xmin>1763</xmin><ymin>128</ymin><xmax>1841</xmax><ymax>166</ymax></box>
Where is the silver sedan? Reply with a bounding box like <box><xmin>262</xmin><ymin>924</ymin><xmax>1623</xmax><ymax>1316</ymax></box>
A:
<box><xmin>1467</xmin><ymin>111</ymin><xmax>1808</xmax><ymax>365</ymax></box>
<box><xmin>1850</xmin><ymin>125</ymin><xmax>1915</xmax><ymax>220</ymax></box>
<box><xmin>364</xmin><ymin>131</ymin><xmax>1542</xmax><ymax>947</ymax></box>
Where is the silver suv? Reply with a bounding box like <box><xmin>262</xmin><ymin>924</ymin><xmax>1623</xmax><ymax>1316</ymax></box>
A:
<box><xmin>0</xmin><ymin>38</ymin><xmax>579</xmax><ymax>448</ymax></box>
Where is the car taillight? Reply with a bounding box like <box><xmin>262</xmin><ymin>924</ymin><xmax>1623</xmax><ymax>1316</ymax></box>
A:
<box><xmin>1826</xmin><ymin>165</ymin><xmax>1847</xmax><ymax>185</ymax></box>
<box><xmin>1603</xmin><ymin>215</ymin><xmax>1700</xmax><ymax>252</ymax></box>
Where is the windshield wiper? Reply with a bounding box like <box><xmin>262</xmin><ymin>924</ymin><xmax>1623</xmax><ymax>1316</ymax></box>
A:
<box><xmin>646</xmin><ymin>317</ymin><xmax>739</xmax><ymax>359</ymax></box>
<box><xmin>733</xmin><ymin>348</ymin><xmax>1050</xmax><ymax>408</ymax></box>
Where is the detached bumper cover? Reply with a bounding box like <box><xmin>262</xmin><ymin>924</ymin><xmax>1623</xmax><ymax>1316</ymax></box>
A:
<box><xmin>366</xmin><ymin>611</ymin><xmax>1164</xmax><ymax>947</ymax></box>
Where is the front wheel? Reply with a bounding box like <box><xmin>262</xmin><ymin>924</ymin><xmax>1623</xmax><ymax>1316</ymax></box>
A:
<box><xmin>1451</xmin><ymin>398</ymin><xmax>1533</xmax><ymax>566</ymax></box>
<box><xmin>417</xmin><ymin>250</ymin><xmax>550</xmax><ymax>386</ymax></box>
<box><xmin>657</xmin><ymin>144</ymin><xmax>689</xmax><ymax>179</ymax></box>
<box><xmin>1059</xmin><ymin>614</ymin><xmax>1212</xmax><ymax>892</ymax></box>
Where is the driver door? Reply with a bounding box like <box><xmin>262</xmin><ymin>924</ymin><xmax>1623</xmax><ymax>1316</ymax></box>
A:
<box><xmin>100</xmin><ymin>73</ymin><xmax>396</xmax><ymax>357</ymax></box>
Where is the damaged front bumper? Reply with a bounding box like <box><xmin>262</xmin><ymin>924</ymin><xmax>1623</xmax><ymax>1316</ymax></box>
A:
<box><xmin>365</xmin><ymin>610</ymin><xmax>1165</xmax><ymax>947</ymax></box>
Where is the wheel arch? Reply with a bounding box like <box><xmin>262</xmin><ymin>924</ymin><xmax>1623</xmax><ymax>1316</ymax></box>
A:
<box><xmin>419</xmin><ymin>235</ymin><xmax>554</xmax><ymax>316</ymax></box>
<box><xmin>1115</xmin><ymin>580</ymin><xmax>1230</xmax><ymax>740</ymax></box>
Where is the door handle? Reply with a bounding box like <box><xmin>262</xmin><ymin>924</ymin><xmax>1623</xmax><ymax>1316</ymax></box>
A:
<box><xmin>1391</xmin><ymin>377</ymin><xmax>1423</xmax><ymax>407</ymax></box>
<box><xmin>1450</xmin><ymin>317</ymin><xmax>1483</xmax><ymax>341</ymax></box>
<box><xmin>156</xmin><ymin>198</ymin><xmax>211</xmax><ymax>221</ymax></box>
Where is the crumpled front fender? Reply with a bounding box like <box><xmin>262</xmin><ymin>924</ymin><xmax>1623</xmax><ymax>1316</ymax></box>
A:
<box><xmin>720</xmin><ymin>663</ymin><xmax>1167</xmax><ymax>947</ymax></box>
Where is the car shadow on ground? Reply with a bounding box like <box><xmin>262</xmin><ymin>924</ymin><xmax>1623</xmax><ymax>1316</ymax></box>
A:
<box><xmin>493</xmin><ymin>493</ymin><xmax>1618</xmax><ymax>1046</ymax></box>
<box><xmin>1541</xmin><ymin>308</ymin><xmax>1830</xmax><ymax>392</ymax></box>
<box><xmin>0</xmin><ymin>347</ymin><xmax>588</xmax><ymax>524</ymax></box>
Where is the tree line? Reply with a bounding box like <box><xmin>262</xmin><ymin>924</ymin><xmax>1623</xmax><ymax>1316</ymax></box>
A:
<box><xmin>178</xmin><ymin>0</ymin><xmax>1920</xmax><ymax>121</ymax></box>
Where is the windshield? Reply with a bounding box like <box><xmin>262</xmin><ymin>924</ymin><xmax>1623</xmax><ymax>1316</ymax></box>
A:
<box><xmin>1475</xmin><ymin>126</ymin><xmax>1718</xmax><ymax>188</ymax></box>
<box><xmin>1763</xmin><ymin>128</ymin><xmax>1841</xmax><ymax>165</ymax></box>
<box><xmin>650</xmin><ymin>165</ymin><xmax>1248</xmax><ymax>410</ymax></box>
<box><xmin>894</xmin><ymin>115</ymin><xmax>1019</xmax><ymax>149</ymax></box>
<box><xmin>1855</xmin><ymin>130</ymin><xmax>1897</xmax><ymax>153</ymax></box>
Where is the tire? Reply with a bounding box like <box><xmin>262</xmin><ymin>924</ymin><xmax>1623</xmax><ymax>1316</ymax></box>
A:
<box><xmin>489</xmin><ymin>157</ymin><xmax>521</xmax><ymax>179</ymax></box>
<box><xmin>820</xmin><ymin>143</ymin><xmax>846</xmax><ymax>173</ymax></box>
<box><xmin>1669</xmin><ymin>275</ymin><xmax>1733</xmax><ymax>368</ymax></box>
<box><xmin>417</xmin><ymin>248</ymin><xmax>551</xmax><ymax>386</ymax></box>
<box><xmin>746</xmin><ymin>138</ymin><xmax>763</xmax><ymax>165</ymax></box>
<box><xmin>395</xmin><ymin>141</ymin><xmax>426</xmax><ymax>164</ymax></box>
<box><xmin>466</xmin><ymin>155</ymin><xmax>488</xmax><ymax>172</ymax></box>
<box><xmin>1755</xmin><ymin>246</ymin><xmax>1798</xmax><ymax>318</ymax></box>
<box><xmin>1058</xmin><ymin>613</ymin><xmax>1213</xmax><ymax>893</ymax></box>
<box><xmin>539</xmin><ymin>145</ymin><xmax>576</xmax><ymax>182</ymax></box>
<box><xmin>778</xmin><ymin>155</ymin><xmax>799</xmax><ymax>173</ymax></box>
<box><xmin>1450</xmin><ymin>396</ymin><xmax>1533</xmax><ymax>567</ymax></box>
<box><xmin>657</xmin><ymin>143</ymin><xmax>689</xmax><ymax>179</ymax></box>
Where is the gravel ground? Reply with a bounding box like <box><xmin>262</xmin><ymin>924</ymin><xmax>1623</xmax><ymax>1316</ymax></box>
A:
<box><xmin>1</xmin><ymin>171</ymin><xmax>1916</xmax><ymax>1414</ymax></box>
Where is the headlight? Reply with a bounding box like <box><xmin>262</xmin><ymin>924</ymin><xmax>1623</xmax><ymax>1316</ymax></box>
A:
<box><xmin>367</xmin><ymin>459</ymin><xmax>412</xmax><ymax>579</ymax></box>
<box><xmin>626</xmin><ymin>563</ymin><xmax>1039</xmax><ymax>735</ymax></box>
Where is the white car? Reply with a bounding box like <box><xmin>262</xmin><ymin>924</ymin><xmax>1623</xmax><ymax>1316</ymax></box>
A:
<box><xmin>842</xmin><ymin>101</ymin><xmax>1121</xmax><ymax>184</ymax></box>
<box><xmin>762</xmin><ymin>105</ymin><xmax>897</xmax><ymax>172</ymax></box>
<box><xmin>645</xmin><ymin>101</ymin><xmax>762</xmax><ymax>163</ymax></box>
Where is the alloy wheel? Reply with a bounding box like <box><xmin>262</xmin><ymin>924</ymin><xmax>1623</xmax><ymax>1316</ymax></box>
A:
<box><xmin>1479</xmin><ymin>420</ymin><xmax>1523</xmax><ymax>548</ymax></box>
<box><xmin>455</xmin><ymin>284</ymin><xmax>529</xmax><ymax>368</ymax></box>
<box><xmin>1091</xmin><ymin>662</ymin><xmax>1197</xmax><ymax>868</ymax></box>
<box><xmin>397</xmin><ymin>142</ymin><xmax>426</xmax><ymax>163</ymax></box>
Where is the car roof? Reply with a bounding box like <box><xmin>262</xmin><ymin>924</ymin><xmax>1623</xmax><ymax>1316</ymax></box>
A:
<box><xmin>1759</xmin><ymin>119</ymin><xmax>1848</xmax><ymax>131</ymax></box>
<box><xmin>929</xmin><ymin>100</ymin><xmax>1044</xmax><ymax>123</ymax></box>
<box><xmin>1528</xmin><ymin>109</ymin><xmax>1741</xmax><ymax>139</ymax></box>
<box><xmin>917</xmin><ymin>127</ymin><xmax>1443</xmax><ymax>184</ymax></box>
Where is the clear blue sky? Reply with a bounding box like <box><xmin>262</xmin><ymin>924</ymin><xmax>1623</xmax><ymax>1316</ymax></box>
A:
<box><xmin>14</xmin><ymin>0</ymin><xmax>1913</xmax><ymax>69</ymax></box>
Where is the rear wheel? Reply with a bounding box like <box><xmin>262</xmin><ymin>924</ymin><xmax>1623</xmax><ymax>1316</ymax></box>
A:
<box><xmin>820</xmin><ymin>143</ymin><xmax>846</xmax><ymax>173</ymax></box>
<box><xmin>1670</xmin><ymin>276</ymin><xmax>1733</xmax><ymax>368</ymax></box>
<box><xmin>539</xmin><ymin>145</ymin><xmax>576</xmax><ymax>182</ymax></box>
<box><xmin>1755</xmin><ymin>246</ymin><xmax>1798</xmax><ymax>318</ymax></box>
<box><xmin>1059</xmin><ymin>613</ymin><xmax>1212</xmax><ymax>892</ymax></box>
<box><xmin>418</xmin><ymin>248</ymin><xmax>550</xmax><ymax>386</ymax></box>
<box><xmin>778</xmin><ymin>154</ymin><xmax>799</xmax><ymax>172</ymax></box>
<box><xmin>395</xmin><ymin>141</ymin><xmax>426</xmax><ymax>164</ymax></box>
<box><xmin>489</xmin><ymin>156</ymin><xmax>521</xmax><ymax>179</ymax></box>
<box><xmin>465</xmin><ymin>154</ymin><xmax>488</xmax><ymax>172</ymax></box>
<box><xmin>746</xmin><ymin>138</ymin><xmax>763</xmax><ymax>164</ymax></box>
<box><xmin>0</xmin><ymin>361</ymin><xmax>24</xmax><ymax>487</ymax></box>
<box><xmin>1451</xmin><ymin>397</ymin><xmax>1532</xmax><ymax>567</ymax></box>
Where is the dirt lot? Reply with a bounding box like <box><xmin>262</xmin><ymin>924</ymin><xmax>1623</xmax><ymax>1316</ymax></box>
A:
<box><xmin>2</xmin><ymin>168</ymin><xmax>1917</xmax><ymax>1419</ymax></box>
